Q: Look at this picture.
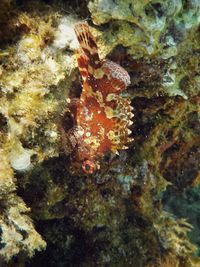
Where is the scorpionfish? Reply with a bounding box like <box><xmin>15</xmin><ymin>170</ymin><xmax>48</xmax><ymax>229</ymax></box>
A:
<box><xmin>65</xmin><ymin>22</ymin><xmax>133</xmax><ymax>174</ymax></box>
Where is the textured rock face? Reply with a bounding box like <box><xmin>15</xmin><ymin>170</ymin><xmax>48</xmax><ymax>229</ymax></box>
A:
<box><xmin>0</xmin><ymin>0</ymin><xmax>71</xmax><ymax>263</ymax></box>
<box><xmin>89</xmin><ymin>0</ymin><xmax>200</xmax><ymax>98</ymax></box>
<box><xmin>0</xmin><ymin>0</ymin><xmax>199</xmax><ymax>266</ymax></box>
<box><xmin>0</xmin><ymin>150</ymin><xmax>46</xmax><ymax>264</ymax></box>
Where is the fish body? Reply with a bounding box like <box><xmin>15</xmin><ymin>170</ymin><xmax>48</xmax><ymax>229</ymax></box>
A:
<box><xmin>67</xmin><ymin>22</ymin><xmax>133</xmax><ymax>173</ymax></box>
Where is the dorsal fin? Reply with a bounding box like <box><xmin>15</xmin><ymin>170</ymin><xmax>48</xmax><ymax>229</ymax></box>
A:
<box><xmin>75</xmin><ymin>48</ymin><xmax>89</xmax><ymax>81</ymax></box>
<box><xmin>74</xmin><ymin>22</ymin><xmax>101</xmax><ymax>69</ymax></box>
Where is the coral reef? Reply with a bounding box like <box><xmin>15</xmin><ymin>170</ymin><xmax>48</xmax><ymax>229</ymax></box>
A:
<box><xmin>0</xmin><ymin>0</ymin><xmax>199</xmax><ymax>266</ymax></box>
<box><xmin>89</xmin><ymin>0</ymin><xmax>200</xmax><ymax>99</ymax></box>
<box><xmin>0</xmin><ymin>0</ymin><xmax>75</xmax><ymax>263</ymax></box>
<box><xmin>0</xmin><ymin>149</ymin><xmax>46</xmax><ymax>264</ymax></box>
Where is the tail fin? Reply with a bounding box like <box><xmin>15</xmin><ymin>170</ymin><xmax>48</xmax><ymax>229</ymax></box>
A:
<box><xmin>74</xmin><ymin>22</ymin><xmax>100</xmax><ymax>67</ymax></box>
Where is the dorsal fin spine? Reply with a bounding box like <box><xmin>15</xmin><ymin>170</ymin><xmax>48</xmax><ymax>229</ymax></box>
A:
<box><xmin>74</xmin><ymin>22</ymin><xmax>100</xmax><ymax>69</ymax></box>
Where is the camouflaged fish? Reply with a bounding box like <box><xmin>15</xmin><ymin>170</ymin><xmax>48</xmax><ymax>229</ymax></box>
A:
<box><xmin>65</xmin><ymin>22</ymin><xmax>133</xmax><ymax>174</ymax></box>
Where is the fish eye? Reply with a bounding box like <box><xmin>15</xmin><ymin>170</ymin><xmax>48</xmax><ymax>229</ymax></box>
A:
<box><xmin>85</xmin><ymin>164</ymin><xmax>91</xmax><ymax>171</ymax></box>
<box><xmin>82</xmin><ymin>160</ymin><xmax>96</xmax><ymax>174</ymax></box>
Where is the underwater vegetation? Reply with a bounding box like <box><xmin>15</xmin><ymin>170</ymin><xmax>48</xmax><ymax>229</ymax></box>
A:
<box><xmin>0</xmin><ymin>0</ymin><xmax>199</xmax><ymax>266</ymax></box>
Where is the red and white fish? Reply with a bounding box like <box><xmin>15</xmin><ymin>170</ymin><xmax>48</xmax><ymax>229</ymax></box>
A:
<box><xmin>64</xmin><ymin>22</ymin><xmax>133</xmax><ymax>174</ymax></box>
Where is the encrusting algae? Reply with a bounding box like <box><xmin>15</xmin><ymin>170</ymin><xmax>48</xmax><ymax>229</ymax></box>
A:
<box><xmin>0</xmin><ymin>0</ymin><xmax>199</xmax><ymax>266</ymax></box>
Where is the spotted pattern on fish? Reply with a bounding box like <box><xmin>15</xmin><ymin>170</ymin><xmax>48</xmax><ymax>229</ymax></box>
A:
<box><xmin>65</xmin><ymin>22</ymin><xmax>133</xmax><ymax>174</ymax></box>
